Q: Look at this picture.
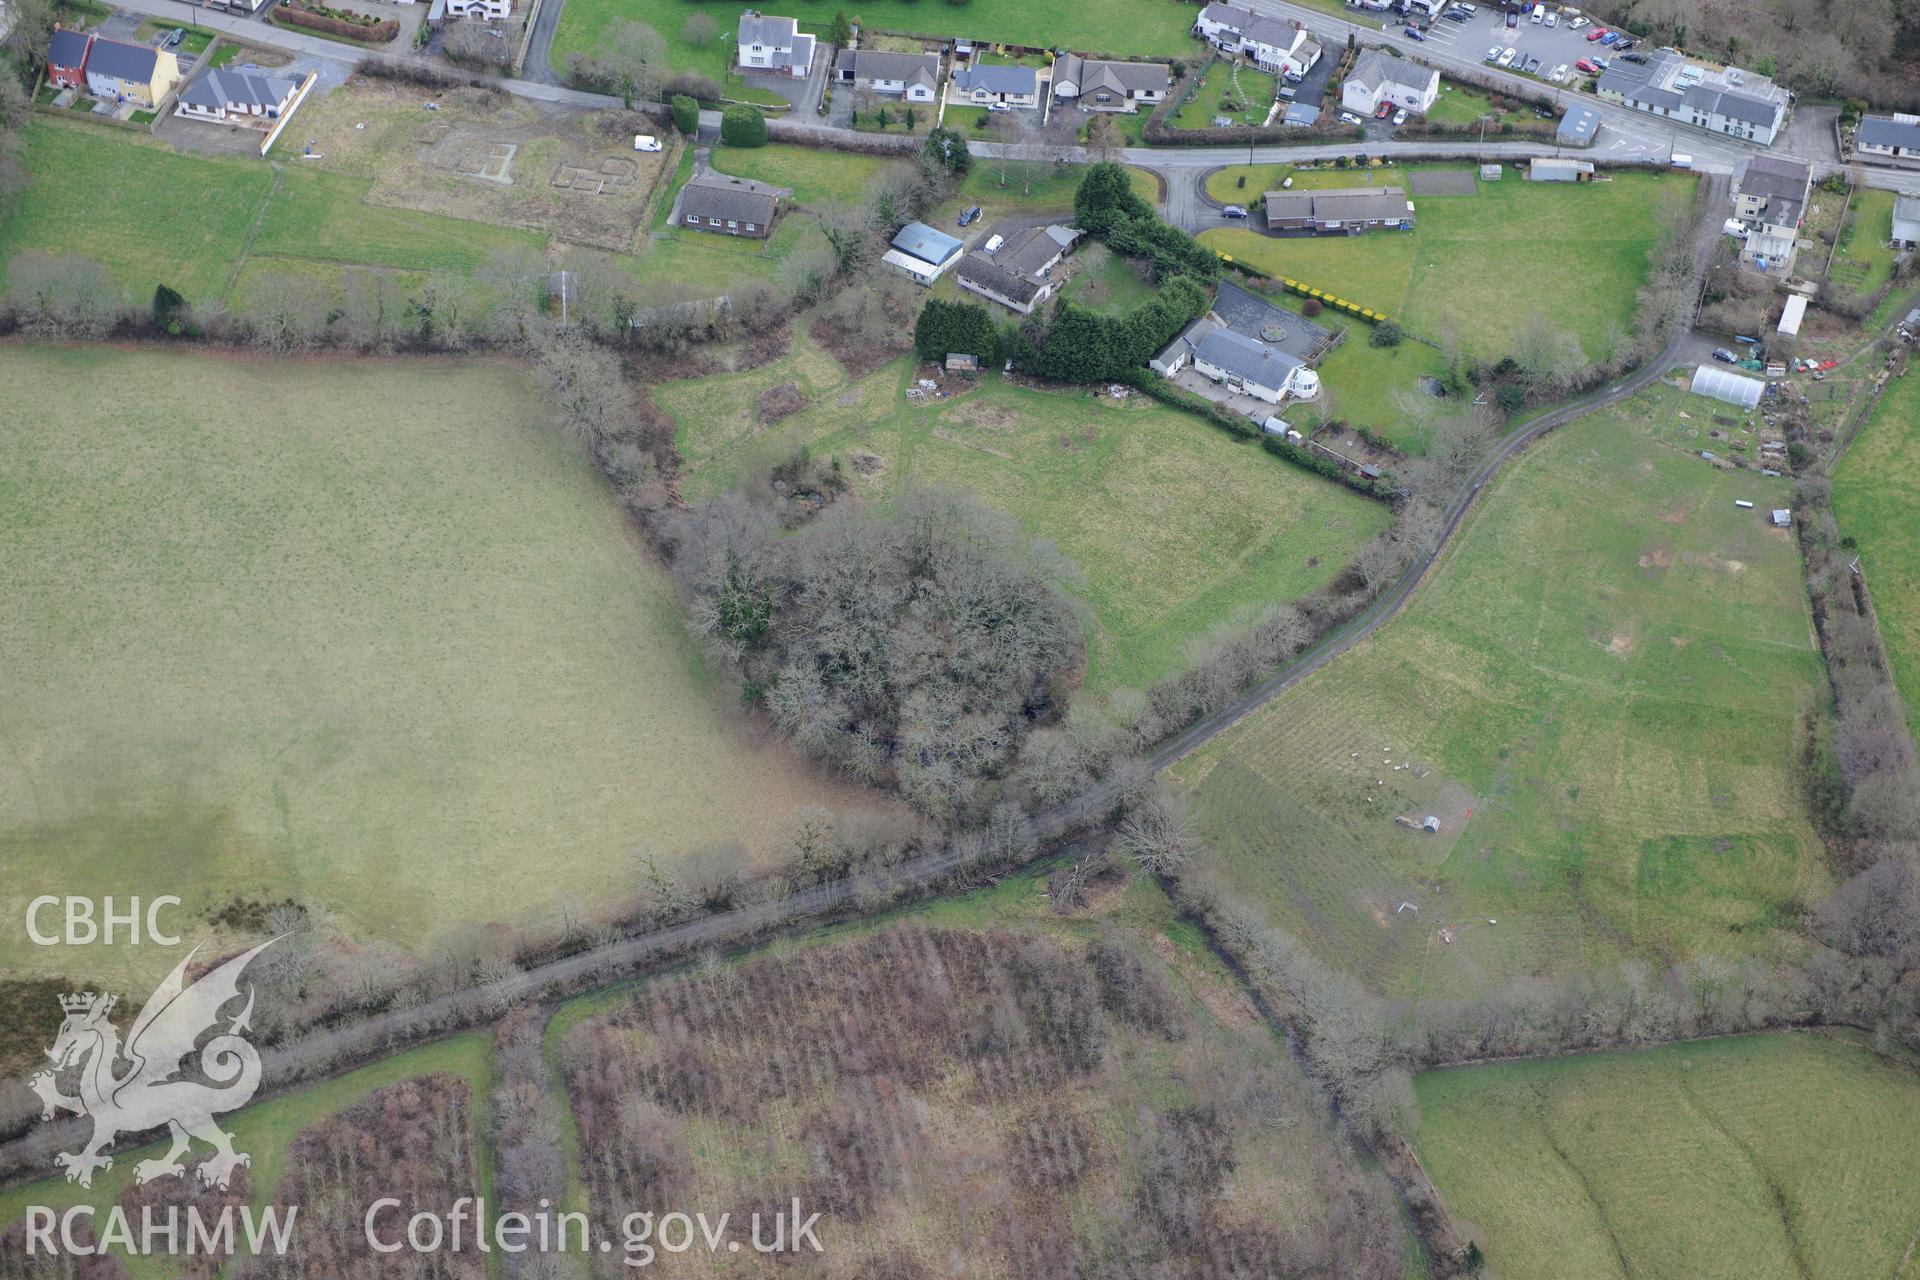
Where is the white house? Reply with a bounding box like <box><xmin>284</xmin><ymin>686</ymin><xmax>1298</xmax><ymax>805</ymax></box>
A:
<box><xmin>1594</xmin><ymin>51</ymin><xmax>1788</xmax><ymax>146</ymax></box>
<box><xmin>1730</xmin><ymin>154</ymin><xmax>1811</xmax><ymax>275</ymax></box>
<box><xmin>175</xmin><ymin>67</ymin><xmax>299</xmax><ymax>122</ymax></box>
<box><xmin>1857</xmin><ymin>114</ymin><xmax>1920</xmax><ymax>165</ymax></box>
<box><xmin>1051</xmin><ymin>55</ymin><xmax>1169</xmax><ymax>113</ymax></box>
<box><xmin>1153</xmin><ymin>319</ymin><xmax>1319</xmax><ymax>403</ymax></box>
<box><xmin>1193</xmin><ymin>2</ymin><xmax>1321</xmax><ymax>77</ymax></box>
<box><xmin>1340</xmin><ymin>51</ymin><xmax>1439</xmax><ymax>116</ymax></box>
<box><xmin>445</xmin><ymin>0</ymin><xmax>507</xmax><ymax>17</ymax></box>
<box><xmin>832</xmin><ymin>49</ymin><xmax>939</xmax><ymax>101</ymax></box>
<box><xmin>737</xmin><ymin>11</ymin><xmax>814</xmax><ymax>78</ymax></box>
<box><xmin>1893</xmin><ymin>195</ymin><xmax>1920</xmax><ymax>249</ymax></box>
<box><xmin>950</xmin><ymin>61</ymin><xmax>1039</xmax><ymax>108</ymax></box>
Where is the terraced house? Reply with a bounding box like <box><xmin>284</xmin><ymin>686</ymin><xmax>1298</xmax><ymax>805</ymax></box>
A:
<box><xmin>1051</xmin><ymin>55</ymin><xmax>1170</xmax><ymax>113</ymax></box>
<box><xmin>833</xmin><ymin>49</ymin><xmax>940</xmax><ymax>101</ymax></box>
<box><xmin>1595</xmin><ymin>51</ymin><xmax>1788</xmax><ymax>145</ymax></box>
<box><xmin>82</xmin><ymin>35</ymin><xmax>179</xmax><ymax>108</ymax></box>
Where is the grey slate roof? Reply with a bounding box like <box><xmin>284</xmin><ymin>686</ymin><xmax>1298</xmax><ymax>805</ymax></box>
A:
<box><xmin>890</xmin><ymin>220</ymin><xmax>963</xmax><ymax>265</ymax></box>
<box><xmin>1210</xmin><ymin>279</ymin><xmax>1330</xmax><ymax>358</ymax></box>
<box><xmin>1558</xmin><ymin>105</ymin><xmax>1599</xmax><ymax>143</ymax></box>
<box><xmin>834</xmin><ymin>48</ymin><xmax>939</xmax><ymax>91</ymax></box>
<box><xmin>1346</xmin><ymin>50</ymin><xmax>1433</xmax><ymax>97</ymax></box>
<box><xmin>1735</xmin><ymin>153</ymin><xmax>1810</xmax><ymax>225</ymax></box>
<box><xmin>180</xmin><ymin>67</ymin><xmax>297</xmax><ymax>112</ymax></box>
<box><xmin>84</xmin><ymin>36</ymin><xmax>159</xmax><ymax>83</ymax></box>
<box><xmin>680</xmin><ymin>173</ymin><xmax>780</xmax><ymax>225</ymax></box>
<box><xmin>1893</xmin><ymin>195</ymin><xmax>1920</xmax><ymax>233</ymax></box>
<box><xmin>1859</xmin><ymin>115</ymin><xmax>1920</xmax><ymax>151</ymax></box>
<box><xmin>737</xmin><ymin>11</ymin><xmax>798</xmax><ymax>46</ymax></box>
<box><xmin>996</xmin><ymin>224</ymin><xmax>1074</xmax><ymax>277</ymax></box>
<box><xmin>1193</xmin><ymin>327</ymin><xmax>1303</xmax><ymax>390</ymax></box>
<box><xmin>953</xmin><ymin>62</ymin><xmax>1037</xmax><ymax>97</ymax></box>
<box><xmin>955</xmin><ymin>254</ymin><xmax>1042</xmax><ymax>306</ymax></box>
<box><xmin>48</xmin><ymin>28</ymin><xmax>91</xmax><ymax>69</ymax></box>
<box><xmin>1054</xmin><ymin>54</ymin><xmax>1169</xmax><ymax>99</ymax></box>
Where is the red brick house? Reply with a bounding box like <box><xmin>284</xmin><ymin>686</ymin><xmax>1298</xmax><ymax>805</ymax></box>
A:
<box><xmin>48</xmin><ymin>27</ymin><xmax>94</xmax><ymax>90</ymax></box>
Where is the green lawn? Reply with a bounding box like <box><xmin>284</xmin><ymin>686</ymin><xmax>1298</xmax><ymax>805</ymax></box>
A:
<box><xmin>662</xmin><ymin>335</ymin><xmax>1391</xmax><ymax>693</ymax></box>
<box><xmin>551</xmin><ymin>0</ymin><xmax>1197</xmax><ymax>90</ymax></box>
<box><xmin>1420</xmin><ymin>78</ymin><xmax>1533</xmax><ymax>128</ymax></box>
<box><xmin>1832</xmin><ymin>367</ymin><xmax>1920</xmax><ymax>738</ymax></box>
<box><xmin>1202</xmin><ymin>168</ymin><xmax>1696</xmax><ymax>363</ymax></box>
<box><xmin>1059</xmin><ymin>241</ymin><xmax>1160</xmax><ymax>314</ymax></box>
<box><xmin>1173</xmin><ymin>382</ymin><xmax>1827</xmax><ymax>999</ymax></box>
<box><xmin>0</xmin><ymin>1034</ymin><xmax>496</xmax><ymax>1255</ymax></box>
<box><xmin>1414</xmin><ymin>1033</ymin><xmax>1920</xmax><ymax>1280</ymax></box>
<box><xmin>707</xmin><ymin>141</ymin><xmax>906</xmax><ymax>208</ymax></box>
<box><xmin>1170</xmin><ymin>59</ymin><xmax>1277</xmax><ymax>130</ymax></box>
<box><xmin>0</xmin><ymin>346</ymin><xmax>875</xmax><ymax>988</ymax></box>
<box><xmin>0</xmin><ymin>119</ymin><xmax>546</xmax><ymax>310</ymax></box>
<box><xmin>1828</xmin><ymin>188</ymin><xmax>1898</xmax><ymax>302</ymax></box>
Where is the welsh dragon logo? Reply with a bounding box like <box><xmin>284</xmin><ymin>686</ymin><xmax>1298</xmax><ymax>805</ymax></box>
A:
<box><xmin>29</xmin><ymin>939</ymin><xmax>277</xmax><ymax>1191</ymax></box>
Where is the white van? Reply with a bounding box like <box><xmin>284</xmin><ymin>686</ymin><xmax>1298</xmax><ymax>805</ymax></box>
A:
<box><xmin>1529</xmin><ymin>7</ymin><xmax>1544</xmax><ymax>23</ymax></box>
<box><xmin>1669</xmin><ymin>153</ymin><xmax>1694</xmax><ymax>168</ymax></box>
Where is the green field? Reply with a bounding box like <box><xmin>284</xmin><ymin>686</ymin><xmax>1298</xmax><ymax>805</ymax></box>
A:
<box><xmin>1420</xmin><ymin>79</ymin><xmax>1536</xmax><ymax>129</ymax></box>
<box><xmin>1832</xmin><ymin>367</ymin><xmax>1920</xmax><ymax>737</ymax></box>
<box><xmin>1828</xmin><ymin>188</ymin><xmax>1898</xmax><ymax>302</ymax></box>
<box><xmin>1414</xmin><ymin>1032</ymin><xmax>1920</xmax><ymax>1280</ymax></box>
<box><xmin>1170</xmin><ymin>60</ymin><xmax>1277</xmax><ymax>129</ymax></box>
<box><xmin>1201</xmin><ymin>168</ymin><xmax>1695</xmax><ymax>363</ymax></box>
<box><xmin>1174</xmin><ymin>382</ymin><xmax>1827</xmax><ymax>998</ymax></box>
<box><xmin>0</xmin><ymin>346</ymin><xmax>873</xmax><ymax>987</ymax></box>
<box><xmin>661</xmin><ymin>333</ymin><xmax>1391</xmax><ymax>693</ymax></box>
<box><xmin>707</xmin><ymin>141</ymin><xmax>905</xmax><ymax>208</ymax></box>
<box><xmin>550</xmin><ymin>0</ymin><xmax>1198</xmax><ymax>88</ymax></box>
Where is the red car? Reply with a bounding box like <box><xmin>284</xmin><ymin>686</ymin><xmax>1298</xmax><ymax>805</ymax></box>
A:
<box><xmin>1585</xmin><ymin>27</ymin><xmax>1608</xmax><ymax>41</ymax></box>
<box><xmin>1376</xmin><ymin>101</ymin><xmax>1393</xmax><ymax>119</ymax></box>
<box><xmin>1575</xmin><ymin>58</ymin><xmax>1598</xmax><ymax>74</ymax></box>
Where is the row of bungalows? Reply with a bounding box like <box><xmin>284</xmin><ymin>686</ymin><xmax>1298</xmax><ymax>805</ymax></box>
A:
<box><xmin>47</xmin><ymin>27</ymin><xmax>181</xmax><ymax>107</ymax></box>
<box><xmin>1262</xmin><ymin>186</ymin><xmax>1414</xmax><ymax>234</ymax></box>
<box><xmin>953</xmin><ymin>224</ymin><xmax>1081</xmax><ymax>314</ymax></box>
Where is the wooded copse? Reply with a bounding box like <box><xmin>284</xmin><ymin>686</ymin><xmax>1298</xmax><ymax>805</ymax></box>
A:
<box><xmin>664</xmin><ymin>486</ymin><xmax>1083</xmax><ymax>822</ymax></box>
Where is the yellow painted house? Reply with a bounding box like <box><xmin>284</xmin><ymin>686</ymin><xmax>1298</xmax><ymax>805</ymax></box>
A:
<box><xmin>83</xmin><ymin>37</ymin><xmax>181</xmax><ymax>108</ymax></box>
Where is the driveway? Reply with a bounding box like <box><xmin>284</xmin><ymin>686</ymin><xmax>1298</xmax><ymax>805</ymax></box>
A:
<box><xmin>1780</xmin><ymin>104</ymin><xmax>1841</xmax><ymax>167</ymax></box>
<box><xmin>520</xmin><ymin>0</ymin><xmax>566</xmax><ymax>86</ymax></box>
<box><xmin>739</xmin><ymin>49</ymin><xmax>827</xmax><ymax>117</ymax></box>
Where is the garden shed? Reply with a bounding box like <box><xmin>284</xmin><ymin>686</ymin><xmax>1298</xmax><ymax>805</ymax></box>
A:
<box><xmin>1690</xmin><ymin>364</ymin><xmax>1764</xmax><ymax>410</ymax></box>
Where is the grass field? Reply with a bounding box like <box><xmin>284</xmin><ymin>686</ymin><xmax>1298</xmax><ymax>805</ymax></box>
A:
<box><xmin>550</xmin><ymin>0</ymin><xmax>1198</xmax><ymax>88</ymax></box>
<box><xmin>662</xmin><ymin>334</ymin><xmax>1391</xmax><ymax>693</ymax></box>
<box><xmin>0</xmin><ymin>346</ymin><xmax>875</xmax><ymax>987</ymax></box>
<box><xmin>1170</xmin><ymin>60</ymin><xmax>1278</xmax><ymax>129</ymax></box>
<box><xmin>1413</xmin><ymin>1032</ymin><xmax>1920</xmax><ymax>1280</ymax></box>
<box><xmin>1201</xmin><ymin>168</ymin><xmax>1695</xmax><ymax>363</ymax></box>
<box><xmin>1828</xmin><ymin>188</ymin><xmax>1898</xmax><ymax>302</ymax></box>
<box><xmin>707</xmin><ymin>141</ymin><xmax>904</xmax><ymax>208</ymax></box>
<box><xmin>0</xmin><ymin>1032</ymin><xmax>495</xmax><ymax>1249</ymax></box>
<box><xmin>1173</xmin><ymin>382</ymin><xmax>1828</xmax><ymax>999</ymax></box>
<box><xmin>1420</xmin><ymin>78</ymin><xmax>1536</xmax><ymax>128</ymax></box>
<box><xmin>550</xmin><ymin>862</ymin><xmax>1425</xmax><ymax>1275</ymax></box>
<box><xmin>1832</xmin><ymin>367</ymin><xmax>1920</xmax><ymax>738</ymax></box>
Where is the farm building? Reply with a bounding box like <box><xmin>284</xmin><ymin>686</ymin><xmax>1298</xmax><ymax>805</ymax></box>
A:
<box><xmin>883</xmin><ymin>220</ymin><xmax>964</xmax><ymax>286</ymax></box>
<box><xmin>1529</xmin><ymin>158</ymin><xmax>1595</xmax><ymax>182</ymax></box>
<box><xmin>832</xmin><ymin>49</ymin><xmax>940</xmax><ymax>101</ymax></box>
<box><xmin>678</xmin><ymin>173</ymin><xmax>780</xmax><ymax>239</ymax></box>
<box><xmin>1777</xmin><ymin>294</ymin><xmax>1807</xmax><ymax>337</ymax></box>
<box><xmin>1557</xmin><ymin>105</ymin><xmax>1600</xmax><ymax>146</ymax></box>
<box><xmin>1691</xmin><ymin>364</ymin><xmax>1764</xmax><ymax>409</ymax></box>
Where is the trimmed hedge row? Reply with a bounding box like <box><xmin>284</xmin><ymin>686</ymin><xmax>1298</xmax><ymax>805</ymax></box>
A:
<box><xmin>1216</xmin><ymin>258</ymin><xmax>1391</xmax><ymax>327</ymax></box>
<box><xmin>1131</xmin><ymin>372</ymin><xmax>1395</xmax><ymax>501</ymax></box>
<box><xmin>275</xmin><ymin>5</ymin><xmax>397</xmax><ymax>40</ymax></box>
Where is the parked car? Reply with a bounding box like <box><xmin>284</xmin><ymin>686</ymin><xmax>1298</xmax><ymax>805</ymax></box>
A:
<box><xmin>1340</xmin><ymin>111</ymin><xmax>1364</xmax><ymax>125</ymax></box>
<box><xmin>1529</xmin><ymin>6</ymin><xmax>1544</xmax><ymax>22</ymax></box>
<box><xmin>1404</xmin><ymin>25</ymin><xmax>1426</xmax><ymax>40</ymax></box>
<box><xmin>1592</xmin><ymin>56</ymin><xmax>1610</xmax><ymax>69</ymax></box>
<box><xmin>1615</xmin><ymin>37</ymin><xmax>1636</xmax><ymax>49</ymax></box>
<box><xmin>1621</xmin><ymin>51</ymin><xmax>1648</xmax><ymax>63</ymax></box>
<box><xmin>1575</xmin><ymin>57</ymin><xmax>1598</xmax><ymax>73</ymax></box>
<box><xmin>1486</xmin><ymin>45</ymin><xmax>1503</xmax><ymax>62</ymax></box>
<box><xmin>1456</xmin><ymin>2</ymin><xmax>1476</xmax><ymax>12</ymax></box>
<box><xmin>986</xmin><ymin>102</ymin><xmax>1011</xmax><ymax>112</ymax></box>
<box><xmin>1712</xmin><ymin>348</ymin><xmax>1738</xmax><ymax>363</ymax></box>
<box><xmin>1524</xmin><ymin>55</ymin><xmax>1542</xmax><ymax>73</ymax></box>
<box><xmin>1545</xmin><ymin>11</ymin><xmax>1558</xmax><ymax>26</ymax></box>
<box><xmin>1376</xmin><ymin>101</ymin><xmax>1394</xmax><ymax>118</ymax></box>
<box><xmin>1599</xmin><ymin>30</ymin><xmax>1621</xmax><ymax>44</ymax></box>
<box><xmin>166</xmin><ymin>26</ymin><xmax>185</xmax><ymax>46</ymax></box>
<box><xmin>1497</xmin><ymin>48</ymin><xmax>1518</xmax><ymax>66</ymax></box>
<box><xmin>633</xmin><ymin>134</ymin><xmax>663</xmax><ymax>152</ymax></box>
<box><xmin>1445</xmin><ymin>7</ymin><xmax>1471</xmax><ymax>20</ymax></box>
<box><xmin>1221</xmin><ymin>205</ymin><xmax>1248</xmax><ymax>219</ymax></box>
<box><xmin>958</xmin><ymin>205</ymin><xmax>981</xmax><ymax>227</ymax></box>
<box><xmin>1392</xmin><ymin>108</ymin><xmax>1408</xmax><ymax>125</ymax></box>
<box><xmin>1549</xmin><ymin>63</ymin><xmax>1569</xmax><ymax>82</ymax></box>
<box><xmin>1568</xmin><ymin>15</ymin><xmax>1588</xmax><ymax>28</ymax></box>
<box><xmin>1587</xmin><ymin>27</ymin><xmax>1608</xmax><ymax>40</ymax></box>
<box><xmin>1505</xmin><ymin>9</ymin><xmax>1517</xmax><ymax>25</ymax></box>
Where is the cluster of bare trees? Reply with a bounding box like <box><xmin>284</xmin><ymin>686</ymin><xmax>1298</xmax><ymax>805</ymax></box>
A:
<box><xmin>1592</xmin><ymin>0</ymin><xmax>1920</xmax><ymax>108</ymax></box>
<box><xmin>0</xmin><ymin>69</ymin><xmax>27</xmax><ymax>222</ymax></box>
<box><xmin>3</xmin><ymin>251</ymin><xmax>123</xmax><ymax>338</ymax></box>
<box><xmin>489</xmin><ymin>1010</ymin><xmax>569</xmax><ymax>1280</ymax></box>
<box><xmin>664</xmin><ymin>486</ymin><xmax>1081</xmax><ymax>822</ymax></box>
